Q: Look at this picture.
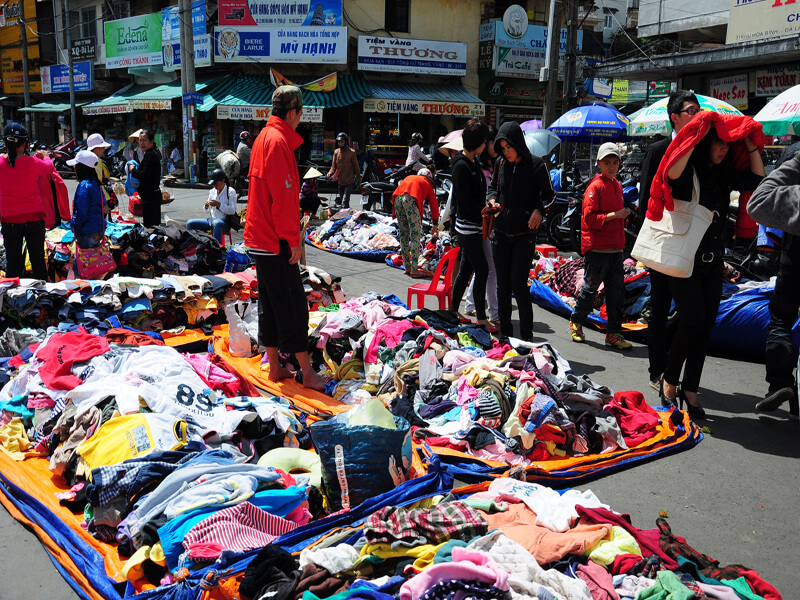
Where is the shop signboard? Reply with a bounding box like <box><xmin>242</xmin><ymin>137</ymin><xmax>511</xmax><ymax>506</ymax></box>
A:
<box><xmin>710</xmin><ymin>74</ymin><xmax>748</xmax><ymax>109</ymax></box>
<box><xmin>726</xmin><ymin>0</ymin><xmax>800</xmax><ymax>45</ymax></box>
<box><xmin>482</xmin><ymin>21</ymin><xmax>583</xmax><ymax>53</ymax></box>
<box><xmin>755</xmin><ymin>66</ymin><xmax>800</xmax><ymax>97</ymax></box>
<box><xmin>71</xmin><ymin>37</ymin><xmax>96</xmax><ymax>61</ymax></box>
<box><xmin>216</xmin><ymin>104</ymin><xmax>323</xmax><ymax>122</ymax></box>
<box><xmin>611</xmin><ymin>80</ymin><xmax>629</xmax><ymax>103</ymax></box>
<box><xmin>41</xmin><ymin>61</ymin><xmax>92</xmax><ymax>94</ymax></box>
<box><xmin>363</xmin><ymin>98</ymin><xmax>485</xmax><ymax>117</ymax></box>
<box><xmin>218</xmin><ymin>0</ymin><xmax>342</xmax><ymax>27</ymax></box>
<box><xmin>104</xmin><ymin>13</ymin><xmax>163</xmax><ymax>69</ymax></box>
<box><xmin>162</xmin><ymin>1</ymin><xmax>206</xmax><ymax>40</ymax></box>
<box><xmin>214</xmin><ymin>26</ymin><xmax>346</xmax><ymax>63</ymax></box>
<box><xmin>163</xmin><ymin>35</ymin><xmax>213</xmax><ymax>71</ymax></box>
<box><xmin>479</xmin><ymin>74</ymin><xmax>550</xmax><ymax>107</ymax></box>
<box><xmin>494</xmin><ymin>46</ymin><xmax>568</xmax><ymax>79</ymax></box>
<box><xmin>129</xmin><ymin>99</ymin><xmax>172</xmax><ymax>110</ymax></box>
<box><xmin>83</xmin><ymin>102</ymin><xmax>133</xmax><ymax>115</ymax></box>
<box><xmin>0</xmin><ymin>0</ymin><xmax>40</xmax><ymax>94</ymax></box>
<box><xmin>356</xmin><ymin>36</ymin><xmax>467</xmax><ymax>76</ymax></box>
<box><xmin>586</xmin><ymin>77</ymin><xmax>613</xmax><ymax>98</ymax></box>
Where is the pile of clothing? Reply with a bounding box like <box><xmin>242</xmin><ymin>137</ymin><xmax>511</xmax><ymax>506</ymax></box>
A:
<box><xmin>36</xmin><ymin>221</ymin><xmax>228</xmax><ymax>281</ymax></box>
<box><xmin>307</xmin><ymin>210</ymin><xmax>400</xmax><ymax>257</ymax></box>
<box><xmin>385</xmin><ymin>231</ymin><xmax>453</xmax><ymax>273</ymax></box>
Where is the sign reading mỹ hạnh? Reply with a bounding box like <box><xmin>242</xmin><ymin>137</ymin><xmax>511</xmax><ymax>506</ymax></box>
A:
<box><xmin>214</xmin><ymin>26</ymin><xmax>346</xmax><ymax>63</ymax></box>
<box><xmin>356</xmin><ymin>36</ymin><xmax>467</xmax><ymax>76</ymax></box>
<box><xmin>755</xmin><ymin>65</ymin><xmax>800</xmax><ymax>97</ymax></box>
<box><xmin>363</xmin><ymin>98</ymin><xmax>485</xmax><ymax>117</ymax></box>
<box><xmin>726</xmin><ymin>0</ymin><xmax>800</xmax><ymax>45</ymax></box>
<box><xmin>216</xmin><ymin>104</ymin><xmax>323</xmax><ymax>122</ymax></box>
<box><xmin>710</xmin><ymin>74</ymin><xmax>748</xmax><ymax>109</ymax></box>
<box><xmin>104</xmin><ymin>13</ymin><xmax>163</xmax><ymax>69</ymax></box>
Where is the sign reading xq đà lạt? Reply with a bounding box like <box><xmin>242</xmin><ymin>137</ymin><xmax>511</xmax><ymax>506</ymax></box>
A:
<box><xmin>104</xmin><ymin>13</ymin><xmax>163</xmax><ymax>69</ymax></box>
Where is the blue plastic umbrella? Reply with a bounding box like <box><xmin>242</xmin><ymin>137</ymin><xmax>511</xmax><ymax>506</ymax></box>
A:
<box><xmin>548</xmin><ymin>105</ymin><xmax>630</xmax><ymax>142</ymax></box>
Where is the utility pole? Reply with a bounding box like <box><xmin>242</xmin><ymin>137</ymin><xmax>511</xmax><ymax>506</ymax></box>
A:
<box><xmin>179</xmin><ymin>0</ymin><xmax>197</xmax><ymax>181</ymax></box>
<box><xmin>18</xmin><ymin>0</ymin><xmax>34</xmax><ymax>139</ymax></box>
<box><xmin>542</xmin><ymin>0</ymin><xmax>563</xmax><ymax>128</ymax></box>
<box><xmin>560</xmin><ymin>0</ymin><xmax>579</xmax><ymax>163</ymax></box>
<box><xmin>64</xmin><ymin>0</ymin><xmax>78</xmax><ymax>144</ymax></box>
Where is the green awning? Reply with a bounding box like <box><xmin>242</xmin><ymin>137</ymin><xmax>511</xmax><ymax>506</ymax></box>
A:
<box><xmin>367</xmin><ymin>81</ymin><xmax>483</xmax><ymax>104</ymax></box>
<box><xmin>20</xmin><ymin>101</ymin><xmax>91</xmax><ymax>113</ymax></box>
<box><xmin>83</xmin><ymin>77</ymin><xmax>224</xmax><ymax>115</ymax></box>
<box><xmin>197</xmin><ymin>73</ymin><xmax>372</xmax><ymax>113</ymax></box>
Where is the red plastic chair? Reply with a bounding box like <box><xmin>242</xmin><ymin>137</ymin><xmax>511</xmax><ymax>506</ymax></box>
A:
<box><xmin>221</xmin><ymin>230</ymin><xmax>233</xmax><ymax>247</ymax></box>
<box><xmin>407</xmin><ymin>247</ymin><xmax>460</xmax><ymax>310</ymax></box>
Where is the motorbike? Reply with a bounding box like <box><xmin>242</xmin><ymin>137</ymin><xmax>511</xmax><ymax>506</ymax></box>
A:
<box><xmin>360</xmin><ymin>163</ymin><xmax>416</xmax><ymax>215</ymax></box>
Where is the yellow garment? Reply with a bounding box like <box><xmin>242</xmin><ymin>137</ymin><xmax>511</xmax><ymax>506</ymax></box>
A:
<box><xmin>584</xmin><ymin>525</ymin><xmax>642</xmax><ymax>566</ymax></box>
<box><xmin>462</xmin><ymin>365</ymin><xmax>507</xmax><ymax>388</ymax></box>
<box><xmin>360</xmin><ymin>541</ymin><xmax>447</xmax><ymax>572</ymax></box>
<box><xmin>123</xmin><ymin>543</ymin><xmax>168</xmax><ymax>581</ymax></box>
<box><xmin>0</xmin><ymin>418</ymin><xmax>30</xmax><ymax>460</ymax></box>
<box><xmin>77</xmin><ymin>414</ymin><xmax>188</xmax><ymax>471</ymax></box>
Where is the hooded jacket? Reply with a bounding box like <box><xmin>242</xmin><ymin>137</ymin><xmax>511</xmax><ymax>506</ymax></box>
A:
<box><xmin>646</xmin><ymin>112</ymin><xmax>765</xmax><ymax>222</ymax></box>
<box><xmin>489</xmin><ymin>121</ymin><xmax>554</xmax><ymax>236</ymax></box>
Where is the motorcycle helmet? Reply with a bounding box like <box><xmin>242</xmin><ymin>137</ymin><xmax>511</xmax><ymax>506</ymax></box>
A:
<box><xmin>239</xmin><ymin>131</ymin><xmax>251</xmax><ymax>141</ymax></box>
<box><xmin>336</xmin><ymin>132</ymin><xmax>348</xmax><ymax>143</ymax></box>
<box><xmin>417</xmin><ymin>168</ymin><xmax>433</xmax><ymax>180</ymax></box>
<box><xmin>3</xmin><ymin>123</ymin><xmax>28</xmax><ymax>144</ymax></box>
<box><xmin>411</xmin><ymin>132</ymin><xmax>423</xmax><ymax>144</ymax></box>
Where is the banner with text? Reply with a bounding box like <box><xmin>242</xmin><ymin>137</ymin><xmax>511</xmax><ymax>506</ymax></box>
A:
<box><xmin>162</xmin><ymin>0</ymin><xmax>205</xmax><ymax>40</ymax></box>
<box><xmin>216</xmin><ymin>104</ymin><xmax>323</xmax><ymax>122</ymax></box>
<box><xmin>218</xmin><ymin>0</ymin><xmax>342</xmax><ymax>27</ymax></box>
<box><xmin>710</xmin><ymin>74</ymin><xmax>748</xmax><ymax>109</ymax></box>
<box><xmin>357</xmin><ymin>36</ymin><xmax>467</xmax><ymax>76</ymax></box>
<box><xmin>1</xmin><ymin>0</ymin><xmax>41</xmax><ymax>94</ymax></box>
<box><xmin>41</xmin><ymin>61</ymin><xmax>92</xmax><ymax>94</ymax></box>
<box><xmin>363</xmin><ymin>98</ymin><xmax>485</xmax><ymax>117</ymax></box>
<box><xmin>481</xmin><ymin>21</ymin><xmax>583</xmax><ymax>52</ymax></box>
<box><xmin>727</xmin><ymin>0</ymin><xmax>800</xmax><ymax>44</ymax></box>
<box><xmin>104</xmin><ymin>13</ymin><xmax>163</xmax><ymax>69</ymax></box>
<box><xmin>214</xmin><ymin>26</ymin><xmax>346</xmax><ymax>63</ymax></box>
<box><xmin>755</xmin><ymin>66</ymin><xmax>800</xmax><ymax>97</ymax></box>
<box><xmin>163</xmin><ymin>34</ymin><xmax>213</xmax><ymax>71</ymax></box>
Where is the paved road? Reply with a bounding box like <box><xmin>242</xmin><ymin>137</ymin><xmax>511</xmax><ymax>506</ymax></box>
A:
<box><xmin>1</xmin><ymin>182</ymin><xmax>796</xmax><ymax>598</ymax></box>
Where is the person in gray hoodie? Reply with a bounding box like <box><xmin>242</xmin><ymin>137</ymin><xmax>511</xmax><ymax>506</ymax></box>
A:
<box><xmin>746</xmin><ymin>149</ymin><xmax>800</xmax><ymax>419</ymax></box>
<box><xmin>488</xmin><ymin>121</ymin><xmax>555</xmax><ymax>341</ymax></box>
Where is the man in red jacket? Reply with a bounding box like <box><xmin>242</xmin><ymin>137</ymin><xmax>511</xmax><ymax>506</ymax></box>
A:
<box><xmin>569</xmin><ymin>142</ymin><xmax>632</xmax><ymax>350</ymax></box>
<box><xmin>244</xmin><ymin>86</ymin><xmax>326</xmax><ymax>391</ymax></box>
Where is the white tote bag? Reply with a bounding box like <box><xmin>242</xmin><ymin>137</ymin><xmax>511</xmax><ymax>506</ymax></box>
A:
<box><xmin>631</xmin><ymin>168</ymin><xmax>716</xmax><ymax>278</ymax></box>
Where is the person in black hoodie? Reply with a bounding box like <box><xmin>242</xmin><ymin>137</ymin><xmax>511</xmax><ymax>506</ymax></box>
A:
<box><xmin>450</xmin><ymin>118</ymin><xmax>491</xmax><ymax>328</ymax></box>
<box><xmin>489</xmin><ymin>121</ymin><xmax>555</xmax><ymax>341</ymax></box>
<box><xmin>128</xmin><ymin>130</ymin><xmax>163</xmax><ymax>227</ymax></box>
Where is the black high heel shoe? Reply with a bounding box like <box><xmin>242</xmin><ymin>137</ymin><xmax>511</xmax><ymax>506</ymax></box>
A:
<box><xmin>677</xmin><ymin>385</ymin><xmax>706</xmax><ymax>420</ymax></box>
<box><xmin>660</xmin><ymin>378</ymin><xmax>677</xmax><ymax>408</ymax></box>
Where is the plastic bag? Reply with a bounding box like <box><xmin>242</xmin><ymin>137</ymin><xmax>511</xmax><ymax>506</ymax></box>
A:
<box><xmin>225</xmin><ymin>301</ymin><xmax>257</xmax><ymax>357</ymax></box>
<box><xmin>339</xmin><ymin>397</ymin><xmax>396</xmax><ymax>429</ymax></box>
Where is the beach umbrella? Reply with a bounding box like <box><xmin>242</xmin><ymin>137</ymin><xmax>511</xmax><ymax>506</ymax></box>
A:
<box><xmin>627</xmin><ymin>94</ymin><xmax>743</xmax><ymax>137</ymax></box>
<box><xmin>753</xmin><ymin>84</ymin><xmax>800</xmax><ymax>135</ymax></box>
<box><xmin>547</xmin><ymin>105</ymin><xmax>630</xmax><ymax>142</ymax></box>
<box><xmin>524</xmin><ymin>129</ymin><xmax>562</xmax><ymax>157</ymax></box>
<box><xmin>520</xmin><ymin>119</ymin><xmax>542</xmax><ymax>132</ymax></box>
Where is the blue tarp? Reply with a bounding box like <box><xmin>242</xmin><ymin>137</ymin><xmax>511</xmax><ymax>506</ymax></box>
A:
<box><xmin>305</xmin><ymin>230</ymin><xmax>392</xmax><ymax>262</ymax></box>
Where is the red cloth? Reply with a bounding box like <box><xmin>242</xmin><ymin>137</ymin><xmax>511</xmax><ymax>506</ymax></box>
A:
<box><xmin>576</xmin><ymin>505</ymin><xmax>679</xmax><ymax>570</ymax></box>
<box><xmin>38</xmin><ymin>161</ymin><xmax>70</xmax><ymax>229</ymax></box>
<box><xmin>0</xmin><ymin>155</ymin><xmax>52</xmax><ymax>222</ymax></box>
<box><xmin>603</xmin><ymin>391</ymin><xmax>660</xmax><ymax>447</ymax></box>
<box><xmin>209</xmin><ymin>353</ymin><xmax>260</xmax><ymax>397</ymax></box>
<box><xmin>36</xmin><ymin>329</ymin><xmax>110</xmax><ymax>391</ymax></box>
<box><xmin>610</xmin><ymin>553</ymin><xmax>645</xmax><ymax>575</ymax></box>
<box><xmin>739</xmin><ymin>569</ymin><xmax>783</xmax><ymax>600</ymax></box>
<box><xmin>105</xmin><ymin>328</ymin><xmax>165</xmax><ymax>346</ymax></box>
<box><xmin>646</xmin><ymin>113</ymin><xmax>765</xmax><ymax>222</ymax></box>
<box><xmin>581</xmin><ymin>174</ymin><xmax>625</xmax><ymax>253</ymax></box>
<box><xmin>244</xmin><ymin>116</ymin><xmax>305</xmax><ymax>253</ymax></box>
<box><xmin>392</xmin><ymin>175</ymin><xmax>439</xmax><ymax>223</ymax></box>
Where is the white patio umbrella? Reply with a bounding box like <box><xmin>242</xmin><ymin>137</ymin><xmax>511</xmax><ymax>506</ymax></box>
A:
<box><xmin>627</xmin><ymin>94</ymin><xmax>743</xmax><ymax>137</ymax></box>
<box><xmin>753</xmin><ymin>84</ymin><xmax>800</xmax><ymax>135</ymax></box>
<box><xmin>524</xmin><ymin>129</ymin><xmax>562</xmax><ymax>157</ymax></box>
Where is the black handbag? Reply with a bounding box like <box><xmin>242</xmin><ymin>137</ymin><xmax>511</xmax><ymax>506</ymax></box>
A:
<box><xmin>225</xmin><ymin>212</ymin><xmax>243</xmax><ymax>231</ymax></box>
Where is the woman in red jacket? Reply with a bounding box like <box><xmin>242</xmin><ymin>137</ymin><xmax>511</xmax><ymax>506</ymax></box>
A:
<box><xmin>0</xmin><ymin>123</ymin><xmax>52</xmax><ymax>280</ymax></box>
<box><xmin>391</xmin><ymin>169</ymin><xmax>439</xmax><ymax>278</ymax></box>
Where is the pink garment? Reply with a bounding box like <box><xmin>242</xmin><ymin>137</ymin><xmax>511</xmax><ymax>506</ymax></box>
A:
<box><xmin>398</xmin><ymin>547</ymin><xmax>509</xmax><ymax>600</ymax></box>
<box><xmin>485</xmin><ymin>342</ymin><xmax>512</xmax><ymax>360</ymax></box>
<box><xmin>473</xmin><ymin>443</ymin><xmax>530</xmax><ymax>467</ymax></box>
<box><xmin>315</xmin><ymin>309</ymin><xmax>361</xmax><ymax>349</ymax></box>
<box><xmin>365</xmin><ymin>319</ymin><xmax>416</xmax><ymax>364</ymax></box>
<box><xmin>603</xmin><ymin>391</ymin><xmax>661</xmax><ymax>447</ymax></box>
<box><xmin>183</xmin><ymin>501</ymin><xmax>301</xmax><ymax>556</ymax></box>
<box><xmin>27</xmin><ymin>393</ymin><xmax>56</xmax><ymax>409</ymax></box>
<box><xmin>442</xmin><ymin>350</ymin><xmax>475</xmax><ymax>374</ymax></box>
<box><xmin>184</xmin><ymin>353</ymin><xmax>239</xmax><ymax>397</ymax></box>
<box><xmin>576</xmin><ymin>560</ymin><xmax>620</xmax><ymax>600</ymax></box>
<box><xmin>455</xmin><ymin>377</ymin><xmax>479</xmax><ymax>406</ymax></box>
<box><xmin>187</xmin><ymin>542</ymin><xmax>225</xmax><ymax>560</ymax></box>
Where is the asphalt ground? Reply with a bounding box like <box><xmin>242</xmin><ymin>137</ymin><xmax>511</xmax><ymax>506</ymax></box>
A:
<box><xmin>0</xmin><ymin>181</ymin><xmax>797</xmax><ymax>598</ymax></box>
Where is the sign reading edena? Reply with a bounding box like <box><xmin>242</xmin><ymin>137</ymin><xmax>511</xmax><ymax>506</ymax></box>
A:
<box><xmin>104</xmin><ymin>13</ymin><xmax>163</xmax><ymax>69</ymax></box>
<box><xmin>357</xmin><ymin>36</ymin><xmax>467</xmax><ymax>76</ymax></box>
<box><xmin>726</xmin><ymin>0</ymin><xmax>800</xmax><ymax>44</ymax></box>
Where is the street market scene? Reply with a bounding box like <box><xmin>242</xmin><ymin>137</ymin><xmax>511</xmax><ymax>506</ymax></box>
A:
<box><xmin>0</xmin><ymin>1</ymin><xmax>798</xmax><ymax>599</ymax></box>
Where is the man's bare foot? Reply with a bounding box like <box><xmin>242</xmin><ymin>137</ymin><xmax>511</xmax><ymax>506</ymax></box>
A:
<box><xmin>267</xmin><ymin>364</ymin><xmax>295</xmax><ymax>383</ymax></box>
<box><xmin>302</xmin><ymin>371</ymin><xmax>327</xmax><ymax>392</ymax></box>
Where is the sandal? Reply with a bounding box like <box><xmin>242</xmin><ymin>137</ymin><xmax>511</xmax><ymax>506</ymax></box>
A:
<box><xmin>410</xmin><ymin>272</ymin><xmax>427</xmax><ymax>279</ymax></box>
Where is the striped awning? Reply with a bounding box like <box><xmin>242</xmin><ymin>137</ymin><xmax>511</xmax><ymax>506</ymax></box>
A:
<box><xmin>82</xmin><ymin>77</ymin><xmax>224</xmax><ymax>115</ymax></box>
<box><xmin>197</xmin><ymin>73</ymin><xmax>371</xmax><ymax>113</ymax></box>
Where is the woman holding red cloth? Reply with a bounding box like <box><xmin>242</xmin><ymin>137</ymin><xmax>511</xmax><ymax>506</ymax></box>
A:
<box><xmin>647</xmin><ymin>113</ymin><xmax>765</xmax><ymax>417</ymax></box>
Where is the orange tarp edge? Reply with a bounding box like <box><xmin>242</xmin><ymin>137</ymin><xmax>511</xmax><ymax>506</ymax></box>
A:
<box><xmin>0</xmin><ymin>450</ymin><xmax>127</xmax><ymax>584</ymax></box>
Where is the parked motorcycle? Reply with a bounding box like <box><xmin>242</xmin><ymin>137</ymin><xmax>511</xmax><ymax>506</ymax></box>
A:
<box><xmin>360</xmin><ymin>163</ymin><xmax>416</xmax><ymax>215</ymax></box>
